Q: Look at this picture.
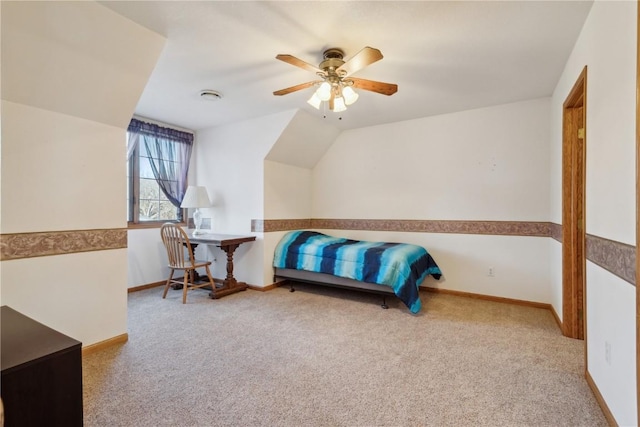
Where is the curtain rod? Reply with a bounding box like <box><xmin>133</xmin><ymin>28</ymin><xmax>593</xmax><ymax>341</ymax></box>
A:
<box><xmin>132</xmin><ymin>114</ymin><xmax>194</xmax><ymax>134</ymax></box>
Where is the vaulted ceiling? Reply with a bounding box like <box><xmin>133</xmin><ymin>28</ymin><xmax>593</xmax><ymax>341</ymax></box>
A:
<box><xmin>100</xmin><ymin>1</ymin><xmax>594</xmax><ymax>131</ymax></box>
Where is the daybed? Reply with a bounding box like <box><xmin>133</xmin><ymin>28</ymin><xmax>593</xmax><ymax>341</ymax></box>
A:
<box><xmin>273</xmin><ymin>230</ymin><xmax>442</xmax><ymax>313</ymax></box>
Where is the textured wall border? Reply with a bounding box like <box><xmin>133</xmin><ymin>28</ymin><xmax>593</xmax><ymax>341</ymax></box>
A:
<box><xmin>549</xmin><ymin>222</ymin><xmax>635</xmax><ymax>286</ymax></box>
<box><xmin>311</xmin><ymin>219</ymin><xmax>551</xmax><ymax>236</ymax></box>
<box><xmin>252</xmin><ymin>219</ymin><xmax>311</xmax><ymax>233</ymax></box>
<box><xmin>0</xmin><ymin>228</ymin><xmax>128</xmax><ymax>261</ymax></box>
<box><xmin>550</xmin><ymin>222</ymin><xmax>562</xmax><ymax>242</ymax></box>
<box><xmin>256</xmin><ymin>218</ymin><xmax>550</xmax><ymax>236</ymax></box>
<box><xmin>586</xmin><ymin>234</ymin><xmax>635</xmax><ymax>285</ymax></box>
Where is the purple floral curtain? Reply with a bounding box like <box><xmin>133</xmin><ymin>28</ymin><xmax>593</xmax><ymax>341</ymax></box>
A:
<box><xmin>127</xmin><ymin>118</ymin><xmax>193</xmax><ymax>207</ymax></box>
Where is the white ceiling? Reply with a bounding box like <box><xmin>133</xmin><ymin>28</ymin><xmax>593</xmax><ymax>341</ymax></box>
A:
<box><xmin>100</xmin><ymin>1</ymin><xmax>593</xmax><ymax>132</ymax></box>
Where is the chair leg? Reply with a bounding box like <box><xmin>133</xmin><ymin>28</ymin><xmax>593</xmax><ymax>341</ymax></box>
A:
<box><xmin>163</xmin><ymin>270</ymin><xmax>175</xmax><ymax>299</ymax></box>
<box><xmin>204</xmin><ymin>265</ymin><xmax>215</xmax><ymax>288</ymax></box>
<box><xmin>182</xmin><ymin>270</ymin><xmax>189</xmax><ymax>304</ymax></box>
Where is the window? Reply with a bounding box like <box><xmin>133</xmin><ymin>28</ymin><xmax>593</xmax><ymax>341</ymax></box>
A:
<box><xmin>126</xmin><ymin>119</ymin><xmax>193</xmax><ymax>226</ymax></box>
<box><xmin>127</xmin><ymin>137</ymin><xmax>181</xmax><ymax>223</ymax></box>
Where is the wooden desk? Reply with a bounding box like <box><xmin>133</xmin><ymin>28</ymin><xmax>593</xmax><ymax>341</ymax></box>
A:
<box><xmin>1</xmin><ymin>306</ymin><xmax>83</xmax><ymax>427</ymax></box>
<box><xmin>188</xmin><ymin>232</ymin><xmax>256</xmax><ymax>299</ymax></box>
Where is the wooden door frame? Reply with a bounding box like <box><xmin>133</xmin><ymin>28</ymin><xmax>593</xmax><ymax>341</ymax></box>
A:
<box><xmin>562</xmin><ymin>67</ymin><xmax>587</xmax><ymax>341</ymax></box>
<box><xmin>636</xmin><ymin>1</ymin><xmax>640</xmax><ymax>424</ymax></box>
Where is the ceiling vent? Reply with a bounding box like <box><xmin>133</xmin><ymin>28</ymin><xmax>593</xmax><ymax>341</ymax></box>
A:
<box><xmin>200</xmin><ymin>90</ymin><xmax>223</xmax><ymax>101</ymax></box>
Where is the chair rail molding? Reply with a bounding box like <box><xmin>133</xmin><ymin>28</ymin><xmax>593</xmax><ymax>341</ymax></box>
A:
<box><xmin>0</xmin><ymin>228</ymin><xmax>128</xmax><ymax>260</ymax></box>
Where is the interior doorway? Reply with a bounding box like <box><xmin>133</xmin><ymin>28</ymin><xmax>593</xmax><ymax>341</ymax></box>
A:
<box><xmin>562</xmin><ymin>66</ymin><xmax>587</xmax><ymax>340</ymax></box>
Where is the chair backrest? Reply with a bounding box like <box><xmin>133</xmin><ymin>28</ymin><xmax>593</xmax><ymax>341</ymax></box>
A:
<box><xmin>160</xmin><ymin>223</ymin><xmax>195</xmax><ymax>269</ymax></box>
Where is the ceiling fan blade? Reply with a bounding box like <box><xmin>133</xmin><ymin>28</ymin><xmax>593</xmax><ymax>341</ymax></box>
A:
<box><xmin>276</xmin><ymin>54</ymin><xmax>323</xmax><ymax>74</ymax></box>
<box><xmin>348</xmin><ymin>78</ymin><xmax>398</xmax><ymax>96</ymax></box>
<box><xmin>273</xmin><ymin>81</ymin><xmax>320</xmax><ymax>96</ymax></box>
<box><xmin>337</xmin><ymin>46</ymin><xmax>383</xmax><ymax>76</ymax></box>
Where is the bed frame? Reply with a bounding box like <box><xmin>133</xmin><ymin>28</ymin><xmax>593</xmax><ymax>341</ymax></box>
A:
<box><xmin>273</xmin><ymin>267</ymin><xmax>396</xmax><ymax>309</ymax></box>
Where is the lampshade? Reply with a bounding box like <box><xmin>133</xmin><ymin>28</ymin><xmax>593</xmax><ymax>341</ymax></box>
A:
<box><xmin>332</xmin><ymin>96</ymin><xmax>347</xmax><ymax>112</ymax></box>
<box><xmin>307</xmin><ymin>80</ymin><xmax>358</xmax><ymax>113</ymax></box>
<box><xmin>307</xmin><ymin>93</ymin><xmax>322</xmax><ymax>109</ymax></box>
<box><xmin>180</xmin><ymin>186</ymin><xmax>211</xmax><ymax>208</ymax></box>
<box><xmin>342</xmin><ymin>85</ymin><xmax>359</xmax><ymax>106</ymax></box>
<box><xmin>316</xmin><ymin>82</ymin><xmax>332</xmax><ymax>101</ymax></box>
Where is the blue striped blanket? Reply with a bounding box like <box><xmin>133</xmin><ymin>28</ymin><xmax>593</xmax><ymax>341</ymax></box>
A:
<box><xmin>273</xmin><ymin>230</ymin><xmax>442</xmax><ymax>313</ymax></box>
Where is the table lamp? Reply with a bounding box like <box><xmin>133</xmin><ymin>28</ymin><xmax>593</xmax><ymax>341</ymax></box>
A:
<box><xmin>180</xmin><ymin>186</ymin><xmax>211</xmax><ymax>235</ymax></box>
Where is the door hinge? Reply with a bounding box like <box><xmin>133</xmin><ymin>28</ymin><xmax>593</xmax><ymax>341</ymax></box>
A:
<box><xmin>578</xmin><ymin>128</ymin><xmax>585</xmax><ymax>139</ymax></box>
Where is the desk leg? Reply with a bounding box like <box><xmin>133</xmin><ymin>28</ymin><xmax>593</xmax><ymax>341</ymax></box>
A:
<box><xmin>209</xmin><ymin>243</ymin><xmax>248</xmax><ymax>299</ymax></box>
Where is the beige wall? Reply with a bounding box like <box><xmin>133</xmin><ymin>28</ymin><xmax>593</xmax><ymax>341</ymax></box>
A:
<box><xmin>192</xmin><ymin>111</ymin><xmax>297</xmax><ymax>287</ymax></box>
<box><xmin>549</xmin><ymin>1</ymin><xmax>637</xmax><ymax>424</ymax></box>
<box><xmin>264</xmin><ymin>160</ymin><xmax>313</xmax><ymax>220</ymax></box>
<box><xmin>0</xmin><ymin>1</ymin><xmax>165</xmax><ymax>346</ymax></box>
<box><xmin>311</xmin><ymin>98</ymin><xmax>552</xmax><ymax>302</ymax></box>
<box><xmin>1</xmin><ymin>102</ymin><xmax>126</xmax><ymax>232</ymax></box>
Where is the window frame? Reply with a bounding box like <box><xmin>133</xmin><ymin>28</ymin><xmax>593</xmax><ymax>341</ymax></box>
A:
<box><xmin>127</xmin><ymin>134</ymin><xmax>186</xmax><ymax>229</ymax></box>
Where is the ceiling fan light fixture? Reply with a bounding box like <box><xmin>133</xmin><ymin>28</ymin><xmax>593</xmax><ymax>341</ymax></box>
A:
<box><xmin>342</xmin><ymin>85</ymin><xmax>359</xmax><ymax>105</ymax></box>
<box><xmin>316</xmin><ymin>82</ymin><xmax>332</xmax><ymax>101</ymax></box>
<box><xmin>274</xmin><ymin>46</ymin><xmax>396</xmax><ymax>115</ymax></box>
<box><xmin>307</xmin><ymin>92</ymin><xmax>322</xmax><ymax>109</ymax></box>
<box><xmin>333</xmin><ymin>96</ymin><xmax>347</xmax><ymax>112</ymax></box>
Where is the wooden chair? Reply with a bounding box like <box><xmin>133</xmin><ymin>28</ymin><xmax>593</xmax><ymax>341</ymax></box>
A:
<box><xmin>160</xmin><ymin>223</ymin><xmax>215</xmax><ymax>304</ymax></box>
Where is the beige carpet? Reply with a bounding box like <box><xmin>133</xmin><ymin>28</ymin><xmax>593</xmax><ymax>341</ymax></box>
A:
<box><xmin>83</xmin><ymin>284</ymin><xmax>607</xmax><ymax>426</ymax></box>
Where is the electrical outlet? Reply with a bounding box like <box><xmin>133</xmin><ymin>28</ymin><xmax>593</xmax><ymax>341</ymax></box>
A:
<box><xmin>488</xmin><ymin>267</ymin><xmax>495</xmax><ymax>277</ymax></box>
<box><xmin>605</xmin><ymin>341</ymin><xmax>611</xmax><ymax>365</ymax></box>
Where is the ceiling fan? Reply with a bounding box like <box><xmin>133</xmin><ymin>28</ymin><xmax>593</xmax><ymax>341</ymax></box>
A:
<box><xmin>273</xmin><ymin>46</ymin><xmax>398</xmax><ymax>113</ymax></box>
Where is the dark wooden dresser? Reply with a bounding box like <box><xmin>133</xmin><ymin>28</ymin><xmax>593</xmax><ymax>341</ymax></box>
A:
<box><xmin>1</xmin><ymin>306</ymin><xmax>83</xmax><ymax>426</ymax></box>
